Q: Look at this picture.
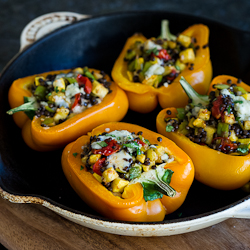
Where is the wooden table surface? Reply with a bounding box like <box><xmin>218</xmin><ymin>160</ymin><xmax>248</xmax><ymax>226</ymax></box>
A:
<box><xmin>0</xmin><ymin>196</ymin><xmax>250</xmax><ymax>250</ymax></box>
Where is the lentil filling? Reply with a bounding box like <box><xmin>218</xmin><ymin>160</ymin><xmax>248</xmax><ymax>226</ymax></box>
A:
<box><xmin>165</xmin><ymin>77</ymin><xmax>250</xmax><ymax>155</ymax></box>
<box><xmin>81</xmin><ymin>130</ymin><xmax>176</xmax><ymax>201</ymax></box>
<box><xmin>124</xmin><ymin>20</ymin><xmax>197</xmax><ymax>88</ymax></box>
<box><xmin>7</xmin><ymin>67</ymin><xmax>111</xmax><ymax>127</ymax></box>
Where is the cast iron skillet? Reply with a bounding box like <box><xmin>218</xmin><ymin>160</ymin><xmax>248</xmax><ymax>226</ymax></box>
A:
<box><xmin>0</xmin><ymin>11</ymin><xmax>250</xmax><ymax>236</ymax></box>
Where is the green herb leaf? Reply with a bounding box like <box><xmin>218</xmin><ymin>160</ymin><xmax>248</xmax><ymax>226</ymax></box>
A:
<box><xmin>65</xmin><ymin>77</ymin><xmax>77</xmax><ymax>84</ymax></box>
<box><xmin>237</xmin><ymin>144</ymin><xmax>249</xmax><ymax>155</ymax></box>
<box><xmin>144</xmin><ymin>139</ymin><xmax>150</xmax><ymax>145</ymax></box>
<box><xmin>97</xmin><ymin>141</ymin><xmax>108</xmax><ymax>147</ymax></box>
<box><xmin>73</xmin><ymin>152</ymin><xmax>78</xmax><ymax>157</ymax></box>
<box><xmin>122</xmin><ymin>141</ymin><xmax>139</xmax><ymax>148</ymax></box>
<box><xmin>55</xmin><ymin>86</ymin><xmax>59</xmax><ymax>93</ymax></box>
<box><xmin>227</xmin><ymin>105</ymin><xmax>231</xmax><ymax>113</ymax></box>
<box><xmin>166</xmin><ymin>125</ymin><xmax>174</xmax><ymax>132</ymax></box>
<box><xmin>234</xmin><ymin>100</ymin><xmax>243</xmax><ymax>104</ymax></box>
<box><xmin>6</xmin><ymin>97</ymin><xmax>37</xmax><ymax>120</ymax></box>
<box><xmin>146</xmin><ymin>47</ymin><xmax>159</xmax><ymax>55</ymax></box>
<box><xmin>141</xmin><ymin>182</ymin><xmax>163</xmax><ymax>202</ymax></box>
<box><xmin>80</xmin><ymin>165</ymin><xmax>84</xmax><ymax>170</ymax></box>
<box><xmin>236</xmin><ymin>117</ymin><xmax>241</xmax><ymax>121</ymax></box>
<box><xmin>83</xmin><ymin>67</ymin><xmax>96</xmax><ymax>81</ymax></box>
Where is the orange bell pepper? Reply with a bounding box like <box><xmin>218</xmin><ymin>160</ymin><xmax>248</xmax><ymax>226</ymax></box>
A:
<box><xmin>61</xmin><ymin>122</ymin><xmax>194</xmax><ymax>222</ymax></box>
<box><xmin>112</xmin><ymin>24</ymin><xmax>212</xmax><ymax>113</ymax></box>
<box><xmin>156</xmin><ymin>75</ymin><xmax>250</xmax><ymax>190</ymax></box>
<box><xmin>8</xmin><ymin>68</ymin><xmax>129</xmax><ymax>151</ymax></box>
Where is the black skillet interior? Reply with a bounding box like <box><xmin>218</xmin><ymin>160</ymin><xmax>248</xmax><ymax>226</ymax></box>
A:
<box><xmin>0</xmin><ymin>11</ymin><xmax>250</xmax><ymax>223</ymax></box>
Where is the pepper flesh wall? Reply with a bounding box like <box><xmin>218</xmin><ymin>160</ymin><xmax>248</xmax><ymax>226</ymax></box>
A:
<box><xmin>62</xmin><ymin>122</ymin><xmax>194</xmax><ymax>222</ymax></box>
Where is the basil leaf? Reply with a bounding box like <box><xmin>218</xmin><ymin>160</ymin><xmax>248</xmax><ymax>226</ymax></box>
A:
<box><xmin>97</xmin><ymin>141</ymin><xmax>108</xmax><ymax>147</ymax></box>
<box><xmin>166</xmin><ymin>125</ymin><xmax>174</xmax><ymax>132</ymax></box>
<box><xmin>23</xmin><ymin>96</ymin><xmax>37</xmax><ymax>120</ymax></box>
<box><xmin>162</xmin><ymin>169</ymin><xmax>174</xmax><ymax>184</ymax></box>
<box><xmin>236</xmin><ymin>117</ymin><xmax>241</xmax><ymax>121</ymax></box>
<box><xmin>237</xmin><ymin>144</ymin><xmax>249</xmax><ymax>155</ymax></box>
<box><xmin>141</xmin><ymin>182</ymin><xmax>163</xmax><ymax>202</ymax></box>
<box><xmin>234</xmin><ymin>100</ymin><xmax>243</xmax><ymax>104</ymax></box>
<box><xmin>122</xmin><ymin>141</ymin><xmax>139</xmax><ymax>148</ymax></box>
<box><xmin>145</xmin><ymin>47</ymin><xmax>159</xmax><ymax>55</ymax></box>
<box><xmin>72</xmin><ymin>152</ymin><xmax>78</xmax><ymax>157</ymax></box>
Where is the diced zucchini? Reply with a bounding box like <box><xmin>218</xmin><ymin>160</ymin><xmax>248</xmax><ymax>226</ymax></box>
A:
<box><xmin>168</xmin><ymin>41</ymin><xmax>176</xmax><ymax>49</ymax></box>
<box><xmin>177</xmin><ymin>34</ymin><xmax>192</xmax><ymax>47</ymax></box>
<box><xmin>41</xmin><ymin>117</ymin><xmax>55</xmax><ymax>127</ymax></box>
<box><xmin>53</xmin><ymin>78</ymin><xmax>66</xmax><ymax>91</ymax></box>
<box><xmin>136</xmin><ymin>154</ymin><xmax>145</xmax><ymax>163</ymax></box>
<box><xmin>179</xmin><ymin>48</ymin><xmax>195</xmax><ymax>63</ymax></box>
<box><xmin>193</xmin><ymin>118</ymin><xmax>206</xmax><ymax>128</ymax></box>
<box><xmin>224</xmin><ymin>112</ymin><xmax>235</xmax><ymax>125</ymax></box>
<box><xmin>146</xmin><ymin>148</ymin><xmax>158</xmax><ymax>162</ymax></box>
<box><xmin>198</xmin><ymin>109</ymin><xmax>211</xmax><ymax>121</ymax></box>
<box><xmin>93</xmin><ymin>173</ymin><xmax>102</xmax><ymax>183</ymax></box>
<box><xmin>89</xmin><ymin>154</ymin><xmax>101</xmax><ymax>165</ymax></box>
<box><xmin>204</xmin><ymin>126</ymin><xmax>216</xmax><ymax>145</ymax></box>
<box><xmin>178</xmin><ymin>120</ymin><xmax>189</xmax><ymax>135</ymax></box>
<box><xmin>72</xmin><ymin>67</ymin><xmax>84</xmax><ymax>74</ymax></box>
<box><xmin>81</xmin><ymin>155</ymin><xmax>88</xmax><ymax>165</ymax></box>
<box><xmin>238</xmin><ymin>138</ymin><xmax>250</xmax><ymax>148</ymax></box>
<box><xmin>53</xmin><ymin>107</ymin><xmax>70</xmax><ymax>124</ymax></box>
<box><xmin>35</xmin><ymin>76</ymin><xmax>45</xmax><ymax>86</ymax></box>
<box><xmin>102</xmin><ymin>168</ymin><xmax>119</xmax><ymax>184</ymax></box>
<box><xmin>93</xmin><ymin>72</ymin><xmax>103</xmax><ymax>80</ymax></box>
<box><xmin>111</xmin><ymin>178</ymin><xmax>129</xmax><ymax>193</ymax></box>
<box><xmin>188</xmin><ymin>117</ymin><xmax>195</xmax><ymax>128</ymax></box>
<box><xmin>244</xmin><ymin>121</ymin><xmax>250</xmax><ymax>130</ymax></box>
<box><xmin>241</xmin><ymin>93</ymin><xmax>250</xmax><ymax>100</ymax></box>
<box><xmin>142</xmin><ymin>75</ymin><xmax>162</xmax><ymax>87</ymax></box>
<box><xmin>229</xmin><ymin>130</ymin><xmax>238</xmax><ymax>142</ymax></box>
<box><xmin>217</xmin><ymin>122</ymin><xmax>229</xmax><ymax>137</ymax></box>
<box><xmin>92</xmin><ymin>81</ymin><xmax>109</xmax><ymax>99</ymax></box>
<box><xmin>175</xmin><ymin>59</ymin><xmax>186</xmax><ymax>71</ymax></box>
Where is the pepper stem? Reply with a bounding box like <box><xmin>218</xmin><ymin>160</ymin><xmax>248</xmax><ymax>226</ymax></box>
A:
<box><xmin>179</xmin><ymin>76</ymin><xmax>210</xmax><ymax>106</ymax></box>
<box><xmin>153</xmin><ymin>177</ymin><xmax>176</xmax><ymax>197</ymax></box>
<box><xmin>160</xmin><ymin>20</ymin><xmax>177</xmax><ymax>41</ymax></box>
<box><xmin>6</xmin><ymin>101</ymin><xmax>37</xmax><ymax>115</ymax></box>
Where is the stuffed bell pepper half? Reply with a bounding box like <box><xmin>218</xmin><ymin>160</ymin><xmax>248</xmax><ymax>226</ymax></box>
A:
<box><xmin>61</xmin><ymin>122</ymin><xmax>194</xmax><ymax>222</ymax></box>
<box><xmin>7</xmin><ymin>67</ymin><xmax>128</xmax><ymax>151</ymax></box>
<box><xmin>156</xmin><ymin>75</ymin><xmax>250</xmax><ymax>190</ymax></box>
<box><xmin>112</xmin><ymin>20</ymin><xmax>212</xmax><ymax>113</ymax></box>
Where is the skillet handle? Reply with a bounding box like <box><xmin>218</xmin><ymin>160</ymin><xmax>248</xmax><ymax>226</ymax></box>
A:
<box><xmin>229</xmin><ymin>197</ymin><xmax>250</xmax><ymax>219</ymax></box>
<box><xmin>20</xmin><ymin>12</ymin><xmax>90</xmax><ymax>52</ymax></box>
